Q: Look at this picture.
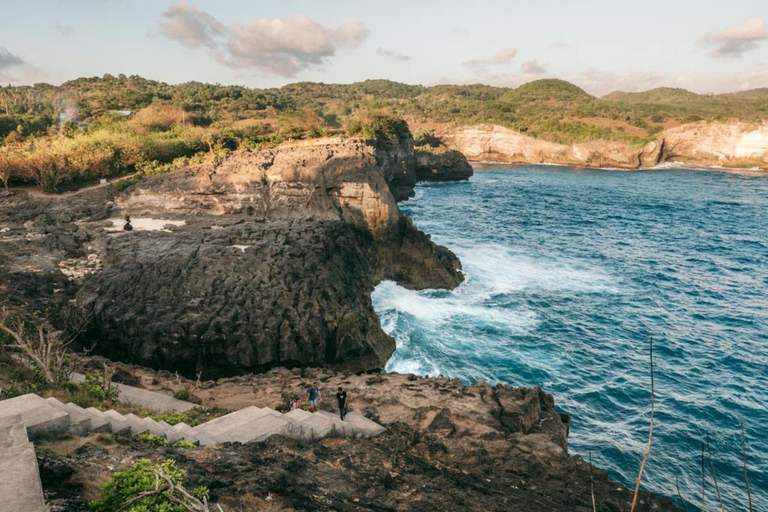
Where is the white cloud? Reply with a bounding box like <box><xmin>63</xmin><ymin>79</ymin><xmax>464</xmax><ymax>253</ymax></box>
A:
<box><xmin>700</xmin><ymin>17</ymin><xmax>768</xmax><ymax>58</ymax></box>
<box><xmin>493</xmin><ymin>48</ymin><xmax>518</xmax><ymax>64</ymax></box>
<box><xmin>549</xmin><ymin>41</ymin><xmax>570</xmax><ymax>50</ymax></box>
<box><xmin>0</xmin><ymin>47</ymin><xmax>24</xmax><ymax>68</ymax></box>
<box><xmin>463</xmin><ymin>48</ymin><xmax>517</xmax><ymax>68</ymax></box>
<box><xmin>521</xmin><ymin>60</ymin><xmax>547</xmax><ymax>75</ymax></box>
<box><xmin>376</xmin><ymin>47</ymin><xmax>412</xmax><ymax>61</ymax></box>
<box><xmin>158</xmin><ymin>1</ymin><xmax>368</xmax><ymax>76</ymax></box>
<box><xmin>52</xmin><ymin>23</ymin><xmax>76</xmax><ymax>37</ymax></box>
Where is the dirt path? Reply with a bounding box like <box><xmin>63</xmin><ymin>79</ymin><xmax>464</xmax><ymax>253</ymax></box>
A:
<box><xmin>7</xmin><ymin>173</ymin><xmax>138</xmax><ymax>199</ymax></box>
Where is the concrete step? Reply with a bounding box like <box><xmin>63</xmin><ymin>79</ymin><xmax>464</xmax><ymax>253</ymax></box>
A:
<box><xmin>172</xmin><ymin>422</ymin><xmax>212</xmax><ymax>446</ymax></box>
<box><xmin>71</xmin><ymin>373</ymin><xmax>196</xmax><ymax>412</ymax></box>
<box><xmin>142</xmin><ymin>417</ymin><xmax>184</xmax><ymax>444</ymax></box>
<box><xmin>85</xmin><ymin>407</ymin><xmax>131</xmax><ymax>435</ymax></box>
<box><xmin>0</xmin><ymin>414</ymin><xmax>28</xmax><ymax>450</ymax></box>
<box><xmin>192</xmin><ymin>406</ymin><xmax>266</xmax><ymax>442</ymax></box>
<box><xmin>67</xmin><ymin>403</ymin><xmax>111</xmax><ymax>433</ymax></box>
<box><xmin>0</xmin><ymin>442</ymin><xmax>47</xmax><ymax>512</ymax></box>
<box><xmin>44</xmin><ymin>397</ymin><xmax>92</xmax><ymax>436</ymax></box>
<box><xmin>297</xmin><ymin>412</ymin><xmax>336</xmax><ymax>441</ymax></box>
<box><xmin>220</xmin><ymin>413</ymin><xmax>290</xmax><ymax>444</ymax></box>
<box><xmin>0</xmin><ymin>394</ymin><xmax>70</xmax><ymax>439</ymax></box>
<box><xmin>156</xmin><ymin>420</ymin><xmax>187</xmax><ymax>444</ymax></box>
<box><xmin>343</xmin><ymin>411</ymin><xmax>386</xmax><ymax>438</ymax></box>
<box><xmin>315</xmin><ymin>410</ymin><xmax>358</xmax><ymax>437</ymax></box>
<box><xmin>102</xmin><ymin>411</ymin><xmax>149</xmax><ymax>435</ymax></box>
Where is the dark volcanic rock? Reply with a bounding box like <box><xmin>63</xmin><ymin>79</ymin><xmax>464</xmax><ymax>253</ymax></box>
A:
<box><xmin>2</xmin><ymin>136</ymin><xmax>469</xmax><ymax>378</ymax></box>
<box><xmin>78</xmin><ymin>221</ymin><xmax>397</xmax><ymax>378</ymax></box>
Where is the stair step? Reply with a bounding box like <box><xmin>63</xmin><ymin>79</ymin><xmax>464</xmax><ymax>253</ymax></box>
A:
<box><xmin>0</xmin><ymin>414</ymin><xmax>28</xmax><ymax>450</ymax></box>
<box><xmin>0</xmin><ymin>394</ymin><xmax>70</xmax><ymax>439</ymax></box>
<box><xmin>44</xmin><ymin>397</ymin><xmax>91</xmax><ymax>436</ymax></box>
<box><xmin>122</xmin><ymin>413</ymin><xmax>151</xmax><ymax>435</ymax></box>
<box><xmin>220</xmin><ymin>413</ymin><xmax>290</xmax><ymax>444</ymax></box>
<box><xmin>85</xmin><ymin>408</ymin><xmax>131</xmax><ymax>435</ymax></box>
<box><xmin>0</xmin><ymin>442</ymin><xmax>47</xmax><ymax>512</ymax></box>
<box><xmin>315</xmin><ymin>410</ymin><xmax>357</xmax><ymax>437</ymax></box>
<box><xmin>343</xmin><ymin>411</ymin><xmax>386</xmax><ymax>438</ymax></box>
<box><xmin>172</xmin><ymin>422</ymin><xmax>212</xmax><ymax>446</ymax></box>
<box><xmin>193</xmin><ymin>406</ymin><xmax>266</xmax><ymax>441</ymax></box>
<box><xmin>66</xmin><ymin>403</ymin><xmax>110</xmax><ymax>433</ymax></box>
<box><xmin>70</xmin><ymin>373</ymin><xmax>196</xmax><ymax>412</ymax></box>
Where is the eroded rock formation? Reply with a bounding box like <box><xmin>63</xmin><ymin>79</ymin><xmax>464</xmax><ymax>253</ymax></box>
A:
<box><xmin>0</xmin><ymin>136</ymin><xmax>468</xmax><ymax>378</ymax></box>
<box><xmin>435</xmin><ymin>122</ymin><xmax>768</xmax><ymax>170</ymax></box>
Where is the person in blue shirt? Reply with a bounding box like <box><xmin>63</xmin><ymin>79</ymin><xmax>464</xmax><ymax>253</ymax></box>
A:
<box><xmin>307</xmin><ymin>382</ymin><xmax>321</xmax><ymax>407</ymax></box>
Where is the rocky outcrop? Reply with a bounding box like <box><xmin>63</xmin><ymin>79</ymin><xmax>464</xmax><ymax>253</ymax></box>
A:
<box><xmin>0</xmin><ymin>136</ymin><xmax>466</xmax><ymax>378</ymax></box>
<box><xmin>661</xmin><ymin>122</ymin><xmax>768</xmax><ymax>168</ymax></box>
<box><xmin>415</xmin><ymin>147</ymin><xmax>474</xmax><ymax>181</ymax></box>
<box><xmin>37</xmin><ymin>361</ymin><xmax>680</xmax><ymax>512</ymax></box>
<box><xmin>435</xmin><ymin>122</ymin><xmax>768</xmax><ymax>170</ymax></box>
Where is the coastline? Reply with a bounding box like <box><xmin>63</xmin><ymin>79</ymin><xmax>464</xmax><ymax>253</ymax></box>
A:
<box><xmin>468</xmin><ymin>159</ymin><xmax>768</xmax><ymax>175</ymax></box>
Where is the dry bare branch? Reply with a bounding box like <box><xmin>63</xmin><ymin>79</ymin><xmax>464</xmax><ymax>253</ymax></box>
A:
<box><xmin>740</xmin><ymin>423</ymin><xmax>753</xmax><ymax>512</ymax></box>
<box><xmin>706</xmin><ymin>431</ymin><xmax>725</xmax><ymax>511</ymax></box>
<box><xmin>589</xmin><ymin>449</ymin><xmax>597</xmax><ymax>512</ymax></box>
<box><xmin>630</xmin><ymin>336</ymin><xmax>655</xmax><ymax>512</ymax></box>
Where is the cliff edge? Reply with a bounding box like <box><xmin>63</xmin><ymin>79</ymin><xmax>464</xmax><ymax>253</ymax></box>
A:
<box><xmin>435</xmin><ymin>121</ymin><xmax>768</xmax><ymax>170</ymax></box>
<box><xmin>0</xmin><ymin>136</ymin><xmax>469</xmax><ymax>378</ymax></box>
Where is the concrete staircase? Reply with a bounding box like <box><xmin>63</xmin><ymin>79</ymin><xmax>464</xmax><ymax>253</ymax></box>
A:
<box><xmin>0</xmin><ymin>413</ymin><xmax>47</xmax><ymax>512</ymax></box>
<box><xmin>0</xmin><ymin>393</ymin><xmax>386</xmax><ymax>446</ymax></box>
<box><xmin>0</xmin><ymin>391</ymin><xmax>385</xmax><ymax>511</ymax></box>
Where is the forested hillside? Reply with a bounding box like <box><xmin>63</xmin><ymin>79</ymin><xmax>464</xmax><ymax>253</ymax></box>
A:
<box><xmin>1</xmin><ymin>74</ymin><xmax>766</xmax><ymax>191</ymax></box>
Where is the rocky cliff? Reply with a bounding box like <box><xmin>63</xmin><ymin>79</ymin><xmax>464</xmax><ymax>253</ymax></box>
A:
<box><xmin>435</xmin><ymin>122</ymin><xmax>768</xmax><ymax>170</ymax></box>
<box><xmin>0</xmin><ymin>136</ymin><xmax>468</xmax><ymax>378</ymax></box>
<box><xmin>415</xmin><ymin>147</ymin><xmax>474</xmax><ymax>182</ymax></box>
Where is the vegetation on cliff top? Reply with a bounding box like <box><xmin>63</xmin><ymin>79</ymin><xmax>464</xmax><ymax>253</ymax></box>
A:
<box><xmin>1</xmin><ymin>74</ymin><xmax>766</xmax><ymax>191</ymax></box>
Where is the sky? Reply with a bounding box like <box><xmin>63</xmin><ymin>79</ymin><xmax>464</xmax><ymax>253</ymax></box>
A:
<box><xmin>1</xmin><ymin>0</ymin><xmax>767</xmax><ymax>96</ymax></box>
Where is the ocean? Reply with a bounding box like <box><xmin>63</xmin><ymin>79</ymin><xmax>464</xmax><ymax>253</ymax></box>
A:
<box><xmin>372</xmin><ymin>165</ymin><xmax>768</xmax><ymax>511</ymax></box>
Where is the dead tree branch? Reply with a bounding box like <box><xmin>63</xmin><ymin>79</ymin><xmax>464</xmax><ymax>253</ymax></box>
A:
<box><xmin>740</xmin><ymin>423</ymin><xmax>753</xmax><ymax>512</ymax></box>
<box><xmin>630</xmin><ymin>335</ymin><xmax>655</xmax><ymax>512</ymax></box>
<box><xmin>706</xmin><ymin>431</ymin><xmax>725</xmax><ymax>511</ymax></box>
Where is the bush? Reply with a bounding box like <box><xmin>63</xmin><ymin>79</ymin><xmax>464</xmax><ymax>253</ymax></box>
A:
<box><xmin>138</xmin><ymin>433</ymin><xmax>169</xmax><ymax>447</ymax></box>
<box><xmin>150</xmin><ymin>406</ymin><xmax>231</xmax><ymax>427</ymax></box>
<box><xmin>90</xmin><ymin>459</ymin><xmax>209</xmax><ymax>512</ymax></box>
<box><xmin>172</xmin><ymin>440</ymin><xmax>197</xmax><ymax>450</ymax></box>
<box><xmin>173</xmin><ymin>388</ymin><xmax>190</xmax><ymax>401</ymax></box>
<box><xmin>80</xmin><ymin>372</ymin><xmax>119</xmax><ymax>405</ymax></box>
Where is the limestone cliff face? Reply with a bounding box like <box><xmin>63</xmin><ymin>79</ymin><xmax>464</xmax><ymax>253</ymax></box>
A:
<box><xmin>60</xmin><ymin>136</ymin><xmax>465</xmax><ymax>377</ymax></box>
<box><xmin>661</xmin><ymin>122</ymin><xmax>768</xmax><ymax>168</ymax></box>
<box><xmin>415</xmin><ymin>147</ymin><xmax>474</xmax><ymax>182</ymax></box>
<box><xmin>435</xmin><ymin>122</ymin><xmax>768</xmax><ymax>170</ymax></box>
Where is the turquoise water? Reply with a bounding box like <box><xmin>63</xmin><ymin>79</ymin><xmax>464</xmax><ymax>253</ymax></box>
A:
<box><xmin>372</xmin><ymin>166</ymin><xmax>768</xmax><ymax>510</ymax></box>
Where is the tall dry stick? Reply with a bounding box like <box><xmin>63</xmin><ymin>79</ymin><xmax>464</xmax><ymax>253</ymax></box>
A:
<box><xmin>676</xmin><ymin>475</ymin><xmax>684</xmax><ymax>506</ymax></box>
<box><xmin>740</xmin><ymin>423</ymin><xmax>753</xmax><ymax>512</ymax></box>
<box><xmin>706</xmin><ymin>431</ymin><xmax>725</xmax><ymax>511</ymax></box>
<box><xmin>589</xmin><ymin>449</ymin><xmax>597</xmax><ymax>512</ymax></box>
<box><xmin>701</xmin><ymin>445</ymin><xmax>707</xmax><ymax>512</ymax></box>
<box><xmin>630</xmin><ymin>336</ymin><xmax>655</xmax><ymax>512</ymax></box>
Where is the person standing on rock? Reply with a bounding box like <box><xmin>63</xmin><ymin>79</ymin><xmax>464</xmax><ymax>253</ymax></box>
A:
<box><xmin>336</xmin><ymin>387</ymin><xmax>348</xmax><ymax>421</ymax></box>
<box><xmin>307</xmin><ymin>382</ymin><xmax>321</xmax><ymax>408</ymax></box>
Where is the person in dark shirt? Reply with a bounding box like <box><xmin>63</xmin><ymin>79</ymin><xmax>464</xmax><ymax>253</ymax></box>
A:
<box><xmin>336</xmin><ymin>387</ymin><xmax>347</xmax><ymax>421</ymax></box>
<box><xmin>307</xmin><ymin>383</ymin><xmax>320</xmax><ymax>407</ymax></box>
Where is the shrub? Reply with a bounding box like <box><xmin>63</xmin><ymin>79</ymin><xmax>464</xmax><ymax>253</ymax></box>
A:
<box><xmin>80</xmin><ymin>371</ymin><xmax>119</xmax><ymax>405</ymax></box>
<box><xmin>151</xmin><ymin>407</ymin><xmax>231</xmax><ymax>427</ymax></box>
<box><xmin>137</xmin><ymin>433</ymin><xmax>169</xmax><ymax>447</ymax></box>
<box><xmin>173</xmin><ymin>388</ymin><xmax>190</xmax><ymax>401</ymax></box>
<box><xmin>173</xmin><ymin>440</ymin><xmax>197</xmax><ymax>450</ymax></box>
<box><xmin>90</xmin><ymin>459</ymin><xmax>210</xmax><ymax>512</ymax></box>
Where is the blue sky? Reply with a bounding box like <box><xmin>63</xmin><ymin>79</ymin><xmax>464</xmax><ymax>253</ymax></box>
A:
<box><xmin>1</xmin><ymin>0</ymin><xmax>767</xmax><ymax>95</ymax></box>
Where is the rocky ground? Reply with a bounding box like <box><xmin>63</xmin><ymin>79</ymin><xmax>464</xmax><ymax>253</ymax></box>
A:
<box><xmin>36</xmin><ymin>360</ymin><xmax>681</xmax><ymax>511</ymax></box>
<box><xmin>0</xmin><ymin>135</ymin><xmax>467</xmax><ymax>379</ymax></box>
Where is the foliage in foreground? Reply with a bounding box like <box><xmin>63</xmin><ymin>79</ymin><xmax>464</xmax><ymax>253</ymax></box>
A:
<box><xmin>90</xmin><ymin>459</ymin><xmax>211</xmax><ymax>512</ymax></box>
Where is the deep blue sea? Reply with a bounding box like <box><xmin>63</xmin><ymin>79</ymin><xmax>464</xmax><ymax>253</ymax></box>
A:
<box><xmin>372</xmin><ymin>165</ymin><xmax>768</xmax><ymax>511</ymax></box>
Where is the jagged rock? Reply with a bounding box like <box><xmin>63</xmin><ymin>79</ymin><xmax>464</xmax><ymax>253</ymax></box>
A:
<box><xmin>415</xmin><ymin>147</ymin><xmax>474</xmax><ymax>182</ymax></box>
<box><xmin>1</xmin><ymin>136</ymin><xmax>467</xmax><ymax>378</ymax></box>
